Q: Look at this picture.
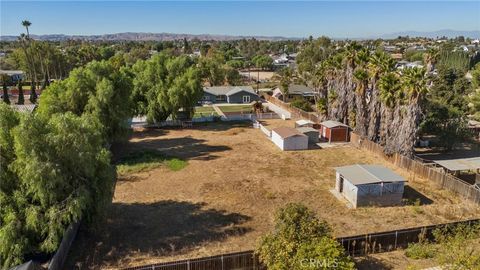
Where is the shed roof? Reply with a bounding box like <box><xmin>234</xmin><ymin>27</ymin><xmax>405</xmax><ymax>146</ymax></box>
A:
<box><xmin>296</xmin><ymin>119</ymin><xmax>314</xmax><ymax>126</ymax></box>
<box><xmin>296</xmin><ymin>127</ymin><xmax>319</xmax><ymax>134</ymax></box>
<box><xmin>321</xmin><ymin>120</ymin><xmax>349</xmax><ymax>129</ymax></box>
<box><xmin>434</xmin><ymin>157</ymin><xmax>480</xmax><ymax>171</ymax></box>
<box><xmin>272</xmin><ymin>127</ymin><xmax>307</xmax><ymax>139</ymax></box>
<box><xmin>335</xmin><ymin>164</ymin><xmax>406</xmax><ymax>185</ymax></box>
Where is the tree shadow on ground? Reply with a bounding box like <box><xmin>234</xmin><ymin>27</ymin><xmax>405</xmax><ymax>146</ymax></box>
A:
<box><xmin>125</xmin><ymin>136</ymin><xmax>232</xmax><ymax>161</ymax></box>
<box><xmin>403</xmin><ymin>185</ymin><xmax>434</xmax><ymax>205</ymax></box>
<box><xmin>65</xmin><ymin>200</ymin><xmax>251</xmax><ymax>269</ymax></box>
<box><xmin>355</xmin><ymin>256</ymin><xmax>394</xmax><ymax>270</ymax></box>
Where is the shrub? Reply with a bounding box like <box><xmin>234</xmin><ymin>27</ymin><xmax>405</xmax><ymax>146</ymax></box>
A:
<box><xmin>290</xmin><ymin>99</ymin><xmax>313</xmax><ymax>112</ymax></box>
<box><xmin>256</xmin><ymin>203</ymin><xmax>354</xmax><ymax>270</ymax></box>
<box><xmin>405</xmin><ymin>242</ymin><xmax>436</xmax><ymax>259</ymax></box>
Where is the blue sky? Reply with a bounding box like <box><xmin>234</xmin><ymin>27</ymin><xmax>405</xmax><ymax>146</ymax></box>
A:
<box><xmin>1</xmin><ymin>1</ymin><xmax>479</xmax><ymax>38</ymax></box>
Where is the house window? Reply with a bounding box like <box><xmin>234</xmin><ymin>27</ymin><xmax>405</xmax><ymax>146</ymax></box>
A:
<box><xmin>217</xmin><ymin>95</ymin><xmax>226</xmax><ymax>102</ymax></box>
<box><xmin>242</xmin><ymin>95</ymin><xmax>251</xmax><ymax>103</ymax></box>
<box><xmin>202</xmin><ymin>95</ymin><xmax>210</xmax><ymax>101</ymax></box>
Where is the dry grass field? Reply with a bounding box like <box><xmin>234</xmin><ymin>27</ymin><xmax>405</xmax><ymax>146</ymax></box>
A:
<box><xmin>66</xmin><ymin>120</ymin><xmax>480</xmax><ymax>269</ymax></box>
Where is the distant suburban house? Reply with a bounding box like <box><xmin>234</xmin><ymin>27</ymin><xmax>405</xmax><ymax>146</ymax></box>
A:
<box><xmin>202</xmin><ymin>86</ymin><xmax>260</xmax><ymax>104</ymax></box>
<box><xmin>320</xmin><ymin>120</ymin><xmax>349</xmax><ymax>143</ymax></box>
<box><xmin>272</xmin><ymin>84</ymin><xmax>315</xmax><ymax>102</ymax></box>
<box><xmin>0</xmin><ymin>70</ymin><xmax>24</xmax><ymax>82</ymax></box>
<box><xmin>334</xmin><ymin>164</ymin><xmax>406</xmax><ymax>208</ymax></box>
<box><xmin>296</xmin><ymin>127</ymin><xmax>319</xmax><ymax>143</ymax></box>
<box><xmin>271</xmin><ymin>127</ymin><xmax>308</xmax><ymax>151</ymax></box>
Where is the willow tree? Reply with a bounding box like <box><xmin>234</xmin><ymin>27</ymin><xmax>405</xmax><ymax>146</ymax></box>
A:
<box><xmin>132</xmin><ymin>53</ymin><xmax>203</xmax><ymax>124</ymax></box>
<box><xmin>38</xmin><ymin>60</ymin><xmax>133</xmax><ymax>143</ymax></box>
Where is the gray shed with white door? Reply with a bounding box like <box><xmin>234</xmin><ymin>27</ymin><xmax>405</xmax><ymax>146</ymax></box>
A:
<box><xmin>334</xmin><ymin>164</ymin><xmax>406</xmax><ymax>208</ymax></box>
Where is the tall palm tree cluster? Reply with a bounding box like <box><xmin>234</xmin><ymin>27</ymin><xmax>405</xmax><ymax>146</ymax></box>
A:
<box><xmin>16</xmin><ymin>20</ymin><xmax>53</xmax><ymax>104</ymax></box>
<box><xmin>299</xmin><ymin>42</ymin><xmax>429</xmax><ymax>156</ymax></box>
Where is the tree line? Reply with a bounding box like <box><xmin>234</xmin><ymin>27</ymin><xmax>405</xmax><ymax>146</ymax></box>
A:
<box><xmin>0</xmin><ymin>48</ymin><xmax>210</xmax><ymax>269</ymax></box>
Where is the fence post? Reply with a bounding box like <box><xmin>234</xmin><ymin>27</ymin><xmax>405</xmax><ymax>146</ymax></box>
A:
<box><xmin>187</xmin><ymin>260</ymin><xmax>190</xmax><ymax>270</ymax></box>
<box><xmin>221</xmin><ymin>254</ymin><xmax>224</xmax><ymax>270</ymax></box>
<box><xmin>394</xmin><ymin>231</ymin><xmax>398</xmax><ymax>249</ymax></box>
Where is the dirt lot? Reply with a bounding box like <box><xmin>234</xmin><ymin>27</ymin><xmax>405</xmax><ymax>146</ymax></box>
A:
<box><xmin>66</xmin><ymin>120</ymin><xmax>480</xmax><ymax>269</ymax></box>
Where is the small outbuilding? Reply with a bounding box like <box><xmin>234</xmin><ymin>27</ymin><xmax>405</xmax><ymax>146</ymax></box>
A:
<box><xmin>271</xmin><ymin>127</ymin><xmax>308</xmax><ymax>151</ymax></box>
<box><xmin>295</xmin><ymin>119</ymin><xmax>315</xmax><ymax>128</ymax></box>
<box><xmin>296</xmin><ymin>127</ymin><xmax>319</xmax><ymax>143</ymax></box>
<box><xmin>320</xmin><ymin>120</ymin><xmax>349</xmax><ymax>143</ymax></box>
<box><xmin>334</xmin><ymin>164</ymin><xmax>406</xmax><ymax>208</ymax></box>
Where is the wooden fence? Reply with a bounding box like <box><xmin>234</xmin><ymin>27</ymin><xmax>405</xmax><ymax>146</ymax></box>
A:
<box><xmin>121</xmin><ymin>219</ymin><xmax>480</xmax><ymax>270</ymax></box>
<box><xmin>262</xmin><ymin>94</ymin><xmax>322</xmax><ymax>123</ymax></box>
<box><xmin>253</xmin><ymin>120</ymin><xmax>272</xmax><ymax>137</ymax></box>
<box><xmin>350</xmin><ymin>132</ymin><xmax>480</xmax><ymax>205</ymax></box>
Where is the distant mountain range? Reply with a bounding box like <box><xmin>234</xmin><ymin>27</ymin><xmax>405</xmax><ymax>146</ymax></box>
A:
<box><xmin>0</xmin><ymin>30</ymin><xmax>478</xmax><ymax>42</ymax></box>
<box><xmin>376</xmin><ymin>30</ymin><xmax>480</xmax><ymax>40</ymax></box>
<box><xmin>0</xmin><ymin>32</ymin><xmax>299</xmax><ymax>42</ymax></box>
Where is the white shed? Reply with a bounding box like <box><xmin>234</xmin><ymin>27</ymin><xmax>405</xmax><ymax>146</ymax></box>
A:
<box><xmin>295</xmin><ymin>119</ymin><xmax>315</xmax><ymax>128</ymax></box>
<box><xmin>271</xmin><ymin>127</ymin><xmax>309</xmax><ymax>151</ymax></box>
<box><xmin>334</xmin><ymin>164</ymin><xmax>406</xmax><ymax>208</ymax></box>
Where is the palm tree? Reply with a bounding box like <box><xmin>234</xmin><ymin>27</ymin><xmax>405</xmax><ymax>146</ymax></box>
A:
<box><xmin>378</xmin><ymin>72</ymin><xmax>401</xmax><ymax>108</ymax></box>
<box><xmin>402</xmin><ymin>67</ymin><xmax>428</xmax><ymax>102</ymax></box>
<box><xmin>353</xmin><ymin>68</ymin><xmax>369</xmax><ymax>96</ymax></box>
<box><xmin>423</xmin><ymin>48</ymin><xmax>439</xmax><ymax>73</ymax></box>
<box><xmin>279</xmin><ymin>67</ymin><xmax>292</xmax><ymax>102</ymax></box>
<box><xmin>22</xmin><ymin>20</ymin><xmax>31</xmax><ymax>38</ymax></box>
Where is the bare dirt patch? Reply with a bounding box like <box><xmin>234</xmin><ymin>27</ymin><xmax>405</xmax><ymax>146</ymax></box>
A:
<box><xmin>66</xmin><ymin>120</ymin><xmax>480</xmax><ymax>269</ymax></box>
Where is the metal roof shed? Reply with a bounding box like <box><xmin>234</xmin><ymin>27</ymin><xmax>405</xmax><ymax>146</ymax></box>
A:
<box><xmin>434</xmin><ymin>157</ymin><xmax>480</xmax><ymax>172</ymax></box>
<box><xmin>271</xmin><ymin>127</ymin><xmax>308</xmax><ymax>151</ymax></box>
<box><xmin>296</xmin><ymin>127</ymin><xmax>319</xmax><ymax>143</ymax></box>
<box><xmin>295</xmin><ymin>119</ymin><xmax>315</xmax><ymax>128</ymax></box>
<box><xmin>320</xmin><ymin>120</ymin><xmax>349</xmax><ymax>143</ymax></box>
<box><xmin>334</xmin><ymin>164</ymin><xmax>406</xmax><ymax>208</ymax></box>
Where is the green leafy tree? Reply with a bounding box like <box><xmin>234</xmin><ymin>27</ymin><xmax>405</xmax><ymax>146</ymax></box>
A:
<box><xmin>29</xmin><ymin>81</ymin><xmax>37</xmax><ymax>104</ymax></box>
<box><xmin>17</xmin><ymin>80</ymin><xmax>24</xmax><ymax>105</ymax></box>
<box><xmin>279</xmin><ymin>67</ymin><xmax>293</xmax><ymax>102</ymax></box>
<box><xmin>37</xmin><ymin>60</ymin><xmax>133</xmax><ymax>142</ymax></box>
<box><xmin>256</xmin><ymin>203</ymin><xmax>354</xmax><ymax>270</ymax></box>
<box><xmin>225</xmin><ymin>68</ymin><xmax>242</xmax><ymax>86</ymax></box>
<box><xmin>1</xmin><ymin>75</ymin><xmax>11</xmax><ymax>104</ymax></box>
<box><xmin>469</xmin><ymin>88</ymin><xmax>480</xmax><ymax>121</ymax></box>
<box><xmin>0</xmin><ymin>110</ymin><xmax>115</xmax><ymax>268</ymax></box>
<box><xmin>132</xmin><ymin>53</ymin><xmax>203</xmax><ymax>123</ymax></box>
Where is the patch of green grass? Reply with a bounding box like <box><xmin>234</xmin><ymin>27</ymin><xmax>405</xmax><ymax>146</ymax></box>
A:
<box><xmin>117</xmin><ymin>150</ymin><xmax>187</xmax><ymax>175</ymax></box>
<box><xmin>217</xmin><ymin>105</ymin><xmax>253</xmax><ymax>113</ymax></box>
<box><xmin>166</xmin><ymin>158</ymin><xmax>188</xmax><ymax>171</ymax></box>
<box><xmin>194</xmin><ymin>106</ymin><xmax>218</xmax><ymax>117</ymax></box>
